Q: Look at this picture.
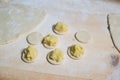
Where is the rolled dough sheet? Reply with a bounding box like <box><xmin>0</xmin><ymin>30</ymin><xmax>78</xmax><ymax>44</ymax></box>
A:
<box><xmin>0</xmin><ymin>4</ymin><xmax>46</xmax><ymax>45</ymax></box>
<box><xmin>108</xmin><ymin>14</ymin><xmax>120</xmax><ymax>53</ymax></box>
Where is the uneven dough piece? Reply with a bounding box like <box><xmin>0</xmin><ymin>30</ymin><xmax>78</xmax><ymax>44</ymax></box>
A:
<box><xmin>0</xmin><ymin>4</ymin><xmax>46</xmax><ymax>45</ymax></box>
<box><xmin>27</xmin><ymin>32</ymin><xmax>43</xmax><ymax>45</ymax></box>
<box><xmin>75</xmin><ymin>31</ymin><xmax>91</xmax><ymax>43</ymax></box>
<box><xmin>108</xmin><ymin>14</ymin><xmax>120</xmax><ymax>53</ymax></box>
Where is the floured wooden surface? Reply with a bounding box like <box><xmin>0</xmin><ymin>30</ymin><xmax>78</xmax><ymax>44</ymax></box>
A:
<box><xmin>6</xmin><ymin>0</ymin><xmax>120</xmax><ymax>15</ymax></box>
<box><xmin>0</xmin><ymin>67</ymin><xmax>90</xmax><ymax>80</ymax></box>
<box><xmin>0</xmin><ymin>0</ymin><xmax>120</xmax><ymax>80</ymax></box>
<box><xmin>0</xmin><ymin>11</ymin><xmax>119</xmax><ymax>80</ymax></box>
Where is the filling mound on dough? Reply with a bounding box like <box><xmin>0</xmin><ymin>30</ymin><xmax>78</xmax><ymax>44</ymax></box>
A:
<box><xmin>70</xmin><ymin>44</ymin><xmax>84</xmax><ymax>58</ymax></box>
<box><xmin>43</xmin><ymin>34</ymin><xmax>58</xmax><ymax>46</ymax></box>
<box><xmin>23</xmin><ymin>45</ymin><xmax>37</xmax><ymax>62</ymax></box>
<box><xmin>49</xmin><ymin>49</ymin><xmax>64</xmax><ymax>62</ymax></box>
<box><xmin>54</xmin><ymin>22</ymin><xmax>68</xmax><ymax>33</ymax></box>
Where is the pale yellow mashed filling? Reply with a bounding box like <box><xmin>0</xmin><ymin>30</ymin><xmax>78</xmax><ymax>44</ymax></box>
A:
<box><xmin>49</xmin><ymin>49</ymin><xmax>64</xmax><ymax>62</ymax></box>
<box><xmin>54</xmin><ymin>22</ymin><xmax>68</xmax><ymax>33</ymax></box>
<box><xmin>70</xmin><ymin>44</ymin><xmax>84</xmax><ymax>58</ymax></box>
<box><xmin>23</xmin><ymin>45</ymin><xmax>37</xmax><ymax>62</ymax></box>
<box><xmin>43</xmin><ymin>34</ymin><xmax>58</xmax><ymax>46</ymax></box>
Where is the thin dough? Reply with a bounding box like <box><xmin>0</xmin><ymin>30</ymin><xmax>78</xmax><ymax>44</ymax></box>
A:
<box><xmin>27</xmin><ymin>32</ymin><xmax>43</xmax><ymax>45</ymax></box>
<box><xmin>108</xmin><ymin>14</ymin><xmax>120</xmax><ymax>53</ymax></box>
<box><xmin>75</xmin><ymin>31</ymin><xmax>91</xmax><ymax>43</ymax></box>
<box><xmin>0</xmin><ymin>4</ymin><xmax>46</xmax><ymax>45</ymax></box>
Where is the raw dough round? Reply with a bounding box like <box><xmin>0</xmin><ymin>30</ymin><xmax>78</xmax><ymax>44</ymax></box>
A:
<box><xmin>47</xmin><ymin>49</ymin><xmax>64</xmax><ymax>65</ymax></box>
<box><xmin>67</xmin><ymin>44</ymin><xmax>84</xmax><ymax>60</ymax></box>
<box><xmin>27</xmin><ymin>32</ymin><xmax>43</xmax><ymax>45</ymax></box>
<box><xmin>47</xmin><ymin>53</ymin><xmax>63</xmax><ymax>65</ymax></box>
<box><xmin>75</xmin><ymin>31</ymin><xmax>91</xmax><ymax>43</ymax></box>
<box><xmin>53</xmin><ymin>22</ymin><xmax>68</xmax><ymax>35</ymax></box>
<box><xmin>67</xmin><ymin>47</ymin><xmax>80</xmax><ymax>60</ymax></box>
<box><xmin>53</xmin><ymin>28</ymin><xmax>66</xmax><ymax>35</ymax></box>
<box><xmin>21</xmin><ymin>45</ymin><xmax>38</xmax><ymax>63</ymax></box>
<box><xmin>43</xmin><ymin>43</ymin><xmax>55</xmax><ymax>49</ymax></box>
<box><xmin>42</xmin><ymin>34</ymin><xmax>58</xmax><ymax>49</ymax></box>
<box><xmin>0</xmin><ymin>4</ymin><xmax>46</xmax><ymax>45</ymax></box>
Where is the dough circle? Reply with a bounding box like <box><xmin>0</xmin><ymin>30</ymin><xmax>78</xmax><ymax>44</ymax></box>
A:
<box><xmin>27</xmin><ymin>32</ymin><xmax>43</xmax><ymax>45</ymax></box>
<box><xmin>67</xmin><ymin>47</ymin><xmax>80</xmax><ymax>60</ymax></box>
<box><xmin>53</xmin><ymin>28</ymin><xmax>66</xmax><ymax>35</ymax></box>
<box><xmin>42</xmin><ymin>34</ymin><xmax>58</xmax><ymax>49</ymax></box>
<box><xmin>43</xmin><ymin>43</ymin><xmax>55</xmax><ymax>49</ymax></box>
<box><xmin>75</xmin><ymin>31</ymin><xmax>91</xmax><ymax>43</ymax></box>
<box><xmin>53</xmin><ymin>22</ymin><xmax>68</xmax><ymax>35</ymax></box>
<box><xmin>0</xmin><ymin>4</ymin><xmax>46</xmax><ymax>45</ymax></box>
<box><xmin>47</xmin><ymin>53</ymin><xmax>63</xmax><ymax>65</ymax></box>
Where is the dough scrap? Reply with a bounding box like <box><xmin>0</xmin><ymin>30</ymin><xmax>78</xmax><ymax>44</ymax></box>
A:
<box><xmin>75</xmin><ymin>31</ymin><xmax>91</xmax><ymax>43</ymax></box>
<box><xmin>0</xmin><ymin>4</ymin><xmax>46</xmax><ymax>45</ymax></box>
<box><xmin>108</xmin><ymin>14</ymin><xmax>120</xmax><ymax>53</ymax></box>
<box><xmin>27</xmin><ymin>32</ymin><xmax>43</xmax><ymax>45</ymax></box>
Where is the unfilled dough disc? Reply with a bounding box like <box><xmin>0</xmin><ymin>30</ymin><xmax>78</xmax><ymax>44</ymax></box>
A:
<box><xmin>0</xmin><ymin>4</ymin><xmax>46</xmax><ymax>45</ymax></box>
<box><xmin>108</xmin><ymin>14</ymin><xmax>120</xmax><ymax>53</ymax></box>
<box><xmin>27</xmin><ymin>32</ymin><xmax>43</xmax><ymax>45</ymax></box>
<box><xmin>75</xmin><ymin>31</ymin><xmax>91</xmax><ymax>43</ymax></box>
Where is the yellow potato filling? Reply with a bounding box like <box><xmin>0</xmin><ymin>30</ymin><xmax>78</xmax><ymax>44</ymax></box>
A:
<box><xmin>54</xmin><ymin>22</ymin><xmax>68</xmax><ymax>33</ymax></box>
<box><xmin>43</xmin><ymin>34</ymin><xmax>58</xmax><ymax>46</ymax></box>
<box><xmin>70</xmin><ymin>44</ymin><xmax>84</xmax><ymax>58</ymax></box>
<box><xmin>49</xmin><ymin>49</ymin><xmax>64</xmax><ymax>62</ymax></box>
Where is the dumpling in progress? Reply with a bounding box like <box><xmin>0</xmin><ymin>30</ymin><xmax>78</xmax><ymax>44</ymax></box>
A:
<box><xmin>53</xmin><ymin>22</ymin><xmax>68</xmax><ymax>34</ymax></box>
<box><xmin>68</xmin><ymin>44</ymin><xmax>84</xmax><ymax>60</ymax></box>
<box><xmin>22</xmin><ymin>45</ymin><xmax>38</xmax><ymax>63</ymax></box>
<box><xmin>42</xmin><ymin>34</ymin><xmax>58</xmax><ymax>49</ymax></box>
<box><xmin>47</xmin><ymin>48</ymin><xmax>64</xmax><ymax>65</ymax></box>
